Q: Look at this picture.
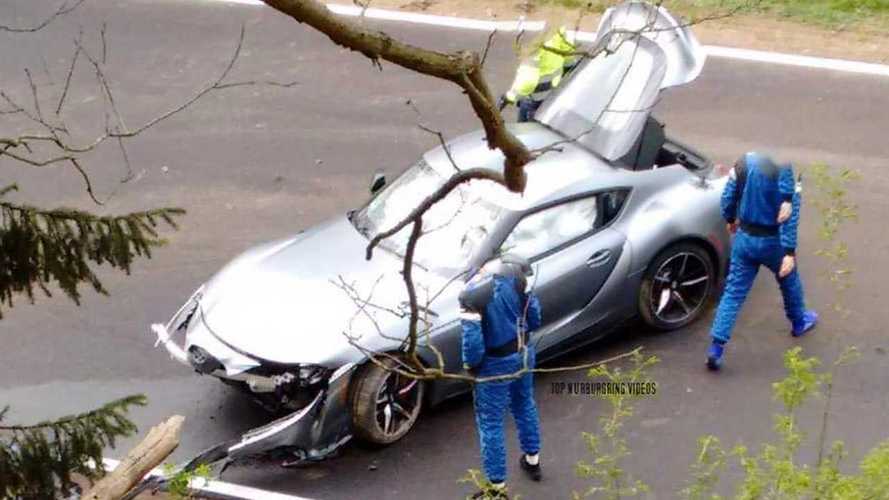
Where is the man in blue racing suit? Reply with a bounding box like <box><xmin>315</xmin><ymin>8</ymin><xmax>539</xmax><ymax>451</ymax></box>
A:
<box><xmin>460</xmin><ymin>254</ymin><xmax>543</xmax><ymax>498</ymax></box>
<box><xmin>708</xmin><ymin>152</ymin><xmax>818</xmax><ymax>370</ymax></box>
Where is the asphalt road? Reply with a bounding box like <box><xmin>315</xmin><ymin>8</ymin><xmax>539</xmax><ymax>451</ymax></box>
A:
<box><xmin>2</xmin><ymin>1</ymin><xmax>888</xmax><ymax>499</ymax></box>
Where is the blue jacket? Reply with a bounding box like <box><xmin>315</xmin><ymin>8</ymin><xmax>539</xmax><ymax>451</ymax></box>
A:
<box><xmin>460</xmin><ymin>276</ymin><xmax>542</xmax><ymax>369</ymax></box>
<box><xmin>721</xmin><ymin>152</ymin><xmax>801</xmax><ymax>255</ymax></box>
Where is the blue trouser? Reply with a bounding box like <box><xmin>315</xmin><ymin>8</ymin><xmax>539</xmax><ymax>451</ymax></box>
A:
<box><xmin>473</xmin><ymin>347</ymin><xmax>540</xmax><ymax>484</ymax></box>
<box><xmin>711</xmin><ymin>231</ymin><xmax>807</xmax><ymax>344</ymax></box>
<box><xmin>517</xmin><ymin>99</ymin><xmax>542</xmax><ymax>123</ymax></box>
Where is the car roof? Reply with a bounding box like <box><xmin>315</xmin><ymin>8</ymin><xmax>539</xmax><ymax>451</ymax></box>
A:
<box><xmin>423</xmin><ymin>122</ymin><xmax>638</xmax><ymax>210</ymax></box>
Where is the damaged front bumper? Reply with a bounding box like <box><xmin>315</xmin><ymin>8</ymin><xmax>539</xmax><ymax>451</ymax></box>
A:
<box><xmin>150</xmin><ymin>291</ymin><xmax>357</xmax><ymax>464</ymax></box>
<box><xmin>224</xmin><ymin>362</ymin><xmax>355</xmax><ymax>463</ymax></box>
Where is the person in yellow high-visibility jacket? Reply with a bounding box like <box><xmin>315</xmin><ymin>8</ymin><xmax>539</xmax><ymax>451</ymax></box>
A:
<box><xmin>498</xmin><ymin>26</ymin><xmax>578</xmax><ymax>122</ymax></box>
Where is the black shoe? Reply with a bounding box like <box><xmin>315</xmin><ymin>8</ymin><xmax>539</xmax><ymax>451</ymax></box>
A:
<box><xmin>706</xmin><ymin>342</ymin><xmax>724</xmax><ymax>371</ymax></box>
<box><xmin>520</xmin><ymin>455</ymin><xmax>542</xmax><ymax>481</ymax></box>
<box><xmin>471</xmin><ymin>488</ymin><xmax>508</xmax><ymax>499</ymax></box>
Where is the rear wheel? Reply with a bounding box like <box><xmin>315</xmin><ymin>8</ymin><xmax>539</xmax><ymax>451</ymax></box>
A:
<box><xmin>350</xmin><ymin>358</ymin><xmax>424</xmax><ymax>445</ymax></box>
<box><xmin>639</xmin><ymin>242</ymin><xmax>715</xmax><ymax>331</ymax></box>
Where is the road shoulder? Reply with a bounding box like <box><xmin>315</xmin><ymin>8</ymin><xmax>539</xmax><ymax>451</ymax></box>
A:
<box><xmin>369</xmin><ymin>0</ymin><xmax>889</xmax><ymax>65</ymax></box>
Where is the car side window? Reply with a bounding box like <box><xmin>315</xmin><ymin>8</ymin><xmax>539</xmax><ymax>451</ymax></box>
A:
<box><xmin>501</xmin><ymin>196</ymin><xmax>599</xmax><ymax>260</ymax></box>
<box><xmin>601</xmin><ymin>189</ymin><xmax>629</xmax><ymax>226</ymax></box>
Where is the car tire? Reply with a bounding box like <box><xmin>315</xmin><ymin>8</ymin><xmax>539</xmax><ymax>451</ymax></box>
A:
<box><xmin>639</xmin><ymin>242</ymin><xmax>715</xmax><ymax>331</ymax></box>
<box><xmin>350</xmin><ymin>357</ymin><xmax>425</xmax><ymax>446</ymax></box>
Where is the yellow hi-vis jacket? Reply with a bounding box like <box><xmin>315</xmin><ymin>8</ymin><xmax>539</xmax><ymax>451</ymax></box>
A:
<box><xmin>505</xmin><ymin>27</ymin><xmax>578</xmax><ymax>105</ymax></box>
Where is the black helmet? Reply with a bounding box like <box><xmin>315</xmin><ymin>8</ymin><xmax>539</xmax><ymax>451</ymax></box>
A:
<box><xmin>459</xmin><ymin>254</ymin><xmax>533</xmax><ymax>313</ymax></box>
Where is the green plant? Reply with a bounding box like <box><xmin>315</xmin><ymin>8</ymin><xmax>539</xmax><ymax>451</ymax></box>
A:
<box><xmin>0</xmin><ymin>184</ymin><xmax>183</xmax><ymax>318</ymax></box>
<box><xmin>460</xmin><ymin>468</ymin><xmax>516</xmax><ymax>499</ymax></box>
<box><xmin>681</xmin><ymin>435</ymin><xmax>728</xmax><ymax>500</ymax></box>
<box><xmin>808</xmin><ymin>164</ymin><xmax>860</xmax><ymax>316</ymax></box>
<box><xmin>574</xmin><ymin>350</ymin><xmax>658</xmax><ymax>499</ymax></box>
<box><xmin>679</xmin><ymin>346</ymin><xmax>889</xmax><ymax>500</ymax></box>
<box><xmin>535</xmin><ymin>0</ymin><xmax>612</xmax><ymax>12</ymax></box>
<box><xmin>526</xmin><ymin>0</ymin><xmax>889</xmax><ymax>31</ymax></box>
<box><xmin>732</xmin><ymin>347</ymin><xmax>826</xmax><ymax>499</ymax></box>
<box><xmin>674</xmin><ymin>0</ymin><xmax>889</xmax><ymax>29</ymax></box>
<box><xmin>0</xmin><ymin>395</ymin><xmax>146</xmax><ymax>498</ymax></box>
<box><xmin>163</xmin><ymin>462</ymin><xmax>213</xmax><ymax>500</ymax></box>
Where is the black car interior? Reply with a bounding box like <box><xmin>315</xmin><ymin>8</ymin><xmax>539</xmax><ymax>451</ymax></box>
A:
<box><xmin>620</xmin><ymin>116</ymin><xmax>712</xmax><ymax>172</ymax></box>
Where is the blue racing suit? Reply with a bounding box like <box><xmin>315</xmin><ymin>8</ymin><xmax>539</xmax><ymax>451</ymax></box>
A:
<box><xmin>461</xmin><ymin>275</ymin><xmax>542</xmax><ymax>484</ymax></box>
<box><xmin>710</xmin><ymin>152</ymin><xmax>808</xmax><ymax>344</ymax></box>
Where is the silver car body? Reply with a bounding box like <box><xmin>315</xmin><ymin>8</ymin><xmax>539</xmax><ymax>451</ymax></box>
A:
<box><xmin>151</xmin><ymin>1</ymin><xmax>730</xmax><ymax>463</ymax></box>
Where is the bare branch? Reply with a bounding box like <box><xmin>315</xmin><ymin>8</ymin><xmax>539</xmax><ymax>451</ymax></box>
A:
<box><xmin>332</xmin><ymin>275</ymin><xmax>404</xmax><ymax>321</ymax></box>
<box><xmin>74</xmin><ymin>38</ymin><xmax>128</xmax><ymax>138</ymax></box>
<box><xmin>405</xmin><ymin>99</ymin><xmax>461</xmax><ymax>172</ymax></box>
<box><xmin>99</xmin><ymin>21</ymin><xmax>108</xmax><ymax>64</ymax></box>
<box><xmin>0</xmin><ymin>0</ymin><xmax>85</xmax><ymax>33</ymax></box>
<box><xmin>55</xmin><ymin>34</ymin><xmax>82</xmax><ymax>116</ymax></box>
<box><xmin>353</xmin><ymin>0</ymin><xmax>372</xmax><ymax>18</ymax></box>
<box><xmin>213</xmin><ymin>79</ymin><xmax>299</xmax><ymax>90</ymax></box>
<box><xmin>400</xmin><ymin>219</ymin><xmax>424</xmax><ymax>367</ymax></box>
<box><xmin>352</xmin><ymin>342</ymin><xmax>644</xmax><ymax>384</ymax></box>
<box><xmin>116</xmin><ymin>136</ymin><xmax>134</xmax><ymax>183</ymax></box>
<box><xmin>68</xmin><ymin>157</ymin><xmax>101</xmax><ymax>204</ymax></box>
<box><xmin>365</xmin><ymin>168</ymin><xmax>505</xmax><ymax>261</ymax></box>
<box><xmin>332</xmin><ymin>274</ymin><xmax>406</xmax><ymax>344</ymax></box>
<box><xmin>1</xmin><ymin>23</ymin><xmax>298</xmax><ymax>203</ymax></box>
<box><xmin>261</xmin><ymin>0</ymin><xmax>532</xmax><ymax>192</ymax></box>
<box><xmin>480</xmin><ymin>29</ymin><xmax>497</xmax><ymax>67</ymax></box>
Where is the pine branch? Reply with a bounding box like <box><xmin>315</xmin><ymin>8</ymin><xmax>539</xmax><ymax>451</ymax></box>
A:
<box><xmin>0</xmin><ymin>185</ymin><xmax>185</xmax><ymax>317</ymax></box>
<box><xmin>0</xmin><ymin>394</ymin><xmax>147</xmax><ymax>499</ymax></box>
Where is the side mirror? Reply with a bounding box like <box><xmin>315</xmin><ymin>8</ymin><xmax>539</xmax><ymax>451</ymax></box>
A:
<box><xmin>370</xmin><ymin>172</ymin><xmax>387</xmax><ymax>195</ymax></box>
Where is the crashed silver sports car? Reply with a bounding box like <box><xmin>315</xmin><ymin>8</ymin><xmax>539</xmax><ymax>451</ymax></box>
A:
<box><xmin>151</xmin><ymin>2</ymin><xmax>731</xmax><ymax>464</ymax></box>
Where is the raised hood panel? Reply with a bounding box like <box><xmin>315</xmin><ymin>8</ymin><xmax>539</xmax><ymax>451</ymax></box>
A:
<box><xmin>596</xmin><ymin>1</ymin><xmax>706</xmax><ymax>89</ymax></box>
<box><xmin>536</xmin><ymin>1</ymin><xmax>706</xmax><ymax>162</ymax></box>
<box><xmin>537</xmin><ymin>37</ymin><xmax>667</xmax><ymax>161</ymax></box>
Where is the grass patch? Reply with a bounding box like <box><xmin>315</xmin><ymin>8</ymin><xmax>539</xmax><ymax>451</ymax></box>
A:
<box><xmin>691</xmin><ymin>0</ymin><xmax>889</xmax><ymax>28</ymax></box>
<box><xmin>530</xmin><ymin>0</ymin><xmax>889</xmax><ymax>31</ymax></box>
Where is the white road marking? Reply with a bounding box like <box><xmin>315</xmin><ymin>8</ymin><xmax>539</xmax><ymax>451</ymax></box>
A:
<box><xmin>703</xmin><ymin>45</ymin><xmax>889</xmax><ymax>77</ymax></box>
<box><xmin>201</xmin><ymin>0</ymin><xmax>889</xmax><ymax>77</ymax></box>
<box><xmin>328</xmin><ymin>3</ymin><xmax>545</xmax><ymax>31</ymax></box>
<box><xmin>102</xmin><ymin>458</ymin><xmax>317</xmax><ymax>500</ymax></box>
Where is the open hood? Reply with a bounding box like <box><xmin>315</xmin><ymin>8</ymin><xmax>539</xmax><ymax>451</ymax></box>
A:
<box><xmin>596</xmin><ymin>1</ymin><xmax>705</xmax><ymax>89</ymax></box>
<box><xmin>535</xmin><ymin>1</ymin><xmax>706</xmax><ymax>162</ymax></box>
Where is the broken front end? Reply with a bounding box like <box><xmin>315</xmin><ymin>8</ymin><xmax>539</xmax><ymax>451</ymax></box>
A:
<box><xmin>151</xmin><ymin>287</ymin><xmax>355</xmax><ymax>464</ymax></box>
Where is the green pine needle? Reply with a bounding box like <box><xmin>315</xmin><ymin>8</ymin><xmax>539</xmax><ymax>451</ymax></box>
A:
<box><xmin>0</xmin><ymin>186</ymin><xmax>185</xmax><ymax>317</ymax></box>
<box><xmin>0</xmin><ymin>394</ymin><xmax>147</xmax><ymax>498</ymax></box>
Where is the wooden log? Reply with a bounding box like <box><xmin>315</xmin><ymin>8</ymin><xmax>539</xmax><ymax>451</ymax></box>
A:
<box><xmin>83</xmin><ymin>415</ymin><xmax>185</xmax><ymax>500</ymax></box>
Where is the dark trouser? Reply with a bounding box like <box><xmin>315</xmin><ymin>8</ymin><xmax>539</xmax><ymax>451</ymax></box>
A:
<box><xmin>517</xmin><ymin>99</ymin><xmax>542</xmax><ymax>123</ymax></box>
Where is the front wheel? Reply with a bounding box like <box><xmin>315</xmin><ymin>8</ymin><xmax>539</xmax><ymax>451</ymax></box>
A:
<box><xmin>639</xmin><ymin>242</ymin><xmax>715</xmax><ymax>331</ymax></box>
<box><xmin>350</xmin><ymin>358</ymin><xmax>425</xmax><ymax>445</ymax></box>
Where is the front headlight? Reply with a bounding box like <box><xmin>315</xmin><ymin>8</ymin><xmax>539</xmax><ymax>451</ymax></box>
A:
<box><xmin>168</xmin><ymin>285</ymin><xmax>204</xmax><ymax>333</ymax></box>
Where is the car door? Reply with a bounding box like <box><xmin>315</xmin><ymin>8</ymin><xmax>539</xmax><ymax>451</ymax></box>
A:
<box><xmin>498</xmin><ymin>193</ymin><xmax>626</xmax><ymax>352</ymax></box>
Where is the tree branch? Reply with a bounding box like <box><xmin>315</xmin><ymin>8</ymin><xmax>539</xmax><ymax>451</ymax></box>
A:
<box><xmin>1</xmin><ymin>24</ymin><xmax>297</xmax><ymax>203</ymax></box>
<box><xmin>0</xmin><ymin>0</ymin><xmax>85</xmax><ymax>33</ymax></box>
<box><xmin>262</xmin><ymin>0</ymin><xmax>531</xmax><ymax>192</ymax></box>
<box><xmin>364</xmin><ymin>167</ymin><xmax>505</xmax><ymax>260</ymax></box>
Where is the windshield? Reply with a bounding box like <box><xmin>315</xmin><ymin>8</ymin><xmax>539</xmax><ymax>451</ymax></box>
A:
<box><xmin>353</xmin><ymin>160</ymin><xmax>506</xmax><ymax>272</ymax></box>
